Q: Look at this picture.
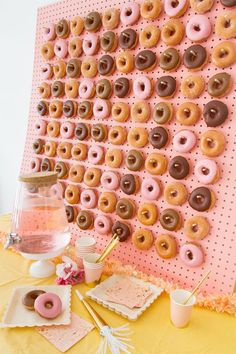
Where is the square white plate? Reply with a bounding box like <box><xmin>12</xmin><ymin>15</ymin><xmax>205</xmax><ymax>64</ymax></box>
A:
<box><xmin>1</xmin><ymin>285</ymin><xmax>71</xmax><ymax>328</ymax></box>
<box><xmin>86</xmin><ymin>275</ymin><xmax>163</xmax><ymax>321</ymax></box>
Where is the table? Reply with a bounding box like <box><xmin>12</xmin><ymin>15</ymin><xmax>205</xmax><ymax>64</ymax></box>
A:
<box><xmin>0</xmin><ymin>219</ymin><xmax>235</xmax><ymax>354</ymax></box>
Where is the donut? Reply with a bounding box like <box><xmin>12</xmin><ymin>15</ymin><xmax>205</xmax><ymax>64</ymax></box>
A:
<box><xmin>186</xmin><ymin>15</ymin><xmax>212</xmax><ymax>42</ymax></box>
<box><xmin>181</xmin><ymin>75</ymin><xmax>205</xmax><ymax>99</ymax></box>
<box><xmin>190</xmin><ymin>0</ymin><xmax>214</xmax><ymax>13</ymax></box>
<box><xmin>94</xmin><ymin>215</ymin><xmax>112</xmax><ymax>235</ymax></box>
<box><xmin>41</xmin><ymin>42</ymin><xmax>54</xmax><ymax>60</ymax></box>
<box><xmin>54</xmin><ymin>39</ymin><xmax>68</xmax><ymax>59</ymax></box>
<box><xmin>77</xmin><ymin>210</ymin><xmax>94</xmax><ymax>230</ymax></box>
<box><xmin>47</xmin><ymin>121</ymin><xmax>60</xmax><ymax>137</ymax></box>
<box><xmin>160</xmin><ymin>48</ymin><xmax>181</xmax><ymax>71</ymax></box>
<box><xmin>63</xmin><ymin>100</ymin><xmax>77</xmax><ymax>118</ymax></box>
<box><xmin>93</xmin><ymin>99</ymin><xmax>111</xmax><ymax>119</ymax></box>
<box><xmin>220</xmin><ymin>0</ymin><xmax>236</xmax><ymax>6</ymax></box>
<box><xmin>22</xmin><ymin>290</ymin><xmax>46</xmax><ymax>310</ymax></box>
<box><xmin>212</xmin><ymin>41</ymin><xmax>236</xmax><ymax>68</ymax></box>
<box><xmin>38</xmin><ymin>82</ymin><xmax>51</xmax><ymax>99</ymax></box>
<box><xmin>135</xmin><ymin>50</ymin><xmax>157</xmax><ymax>72</ymax></box>
<box><xmin>112</xmin><ymin>102</ymin><xmax>130</xmax><ymax>122</ymax></box>
<box><xmin>126</xmin><ymin>149</ymin><xmax>144</xmax><ymax>171</ymax></box>
<box><xmin>140</xmin><ymin>0</ymin><xmax>162</xmax><ymax>19</ymax></box>
<box><xmin>65</xmin><ymin>79</ymin><xmax>79</xmax><ymax>98</ymax></box>
<box><xmin>105</xmin><ymin>149</ymin><xmax>123</xmax><ymax>168</ymax></box>
<box><xmin>173</xmin><ymin>130</ymin><xmax>197</xmax><ymax>153</ymax></box>
<box><xmin>101</xmin><ymin>31</ymin><xmax>118</xmax><ymax>53</ymax></box>
<box><xmin>120</xmin><ymin>3</ymin><xmax>140</xmax><ymax>25</ymax></box>
<box><xmin>35</xmin><ymin>119</ymin><xmax>47</xmax><ymax>136</ymax></box>
<box><xmin>88</xmin><ymin>145</ymin><xmax>104</xmax><ymax>165</ymax></box>
<box><xmin>84</xmin><ymin>167</ymin><xmax>101</xmax><ymax>187</ymax></box>
<box><xmin>149</xmin><ymin>127</ymin><xmax>169</xmax><ymax>149</ymax></box>
<box><xmin>69</xmin><ymin>164</ymin><xmax>85</xmax><ymax>183</ymax></box>
<box><xmin>96</xmin><ymin>79</ymin><xmax>113</xmax><ymax>99</ymax></box>
<box><xmin>57</xmin><ymin>142</ymin><xmax>72</xmax><ymax>159</ymax></box>
<box><xmin>54</xmin><ymin>161</ymin><xmax>68</xmax><ymax>179</ymax></box>
<box><xmin>133</xmin><ymin>76</ymin><xmax>153</xmax><ymax>100</ymax></box>
<box><xmin>200</xmin><ymin>130</ymin><xmax>226</xmax><ymax>156</ymax></box>
<box><xmin>98</xmin><ymin>192</ymin><xmax>117</xmax><ymax>213</ymax></box>
<box><xmin>102</xmin><ymin>8</ymin><xmax>120</xmax><ymax>30</ymax></box>
<box><xmin>81</xmin><ymin>58</ymin><xmax>97</xmax><ymax>78</ymax></box>
<box><xmin>114</xmin><ymin>77</ymin><xmax>130</xmax><ymax>98</ymax></box>
<box><xmin>137</xmin><ymin>203</ymin><xmax>158</xmax><ymax>226</ymax></box>
<box><xmin>34</xmin><ymin>292</ymin><xmax>62</xmax><ymax>319</ymax></box>
<box><xmin>156</xmin><ymin>76</ymin><xmax>177</xmax><ymax>98</ymax></box>
<box><xmin>66</xmin><ymin>59</ymin><xmax>81</xmax><ymax>78</ymax></box>
<box><xmin>141</xmin><ymin>178</ymin><xmax>161</xmax><ymax>200</ymax></box>
<box><xmin>184</xmin><ymin>216</ymin><xmax>210</xmax><ymax>240</ymax></box>
<box><xmin>179</xmin><ymin>243</ymin><xmax>204</xmax><ymax>267</ymax></box>
<box><xmin>70</xmin><ymin>16</ymin><xmax>84</xmax><ymax>36</ymax></box>
<box><xmin>112</xmin><ymin>221</ymin><xmax>131</xmax><ymax>241</ymax></box>
<box><xmin>44</xmin><ymin>141</ymin><xmax>57</xmax><ymax>157</ymax></box>
<box><xmin>71</xmin><ymin>143</ymin><xmax>88</xmax><ymax>161</ymax></box>
<box><xmin>153</xmin><ymin>102</ymin><xmax>173</xmax><ymax>124</ymax></box>
<box><xmin>65</xmin><ymin>205</ymin><xmax>78</xmax><ymax>223</ymax></box>
<box><xmin>30</xmin><ymin>157</ymin><xmax>41</xmax><ymax>172</ymax></box>
<box><xmin>183</xmin><ymin>44</ymin><xmax>208</xmax><ymax>71</ymax></box>
<box><xmin>83</xmin><ymin>33</ymin><xmax>100</xmax><ymax>55</ymax></box>
<box><xmin>65</xmin><ymin>184</ymin><xmax>80</xmax><ymax>204</ymax></box>
<box><xmin>41</xmin><ymin>158</ymin><xmax>54</xmax><ymax>172</ymax></box>
<box><xmin>131</xmin><ymin>101</ymin><xmax>151</xmax><ymax>123</ymax></box>
<box><xmin>56</xmin><ymin>19</ymin><xmax>70</xmax><ymax>38</ymax></box>
<box><xmin>145</xmin><ymin>153</ymin><xmax>168</xmax><ymax>175</ymax></box>
<box><xmin>53</xmin><ymin>60</ymin><xmax>66</xmax><ymax>79</ymax></box>
<box><xmin>189</xmin><ymin>186</ymin><xmax>216</xmax><ymax>211</ymax></box>
<box><xmin>128</xmin><ymin>127</ymin><xmax>148</xmax><ymax>148</ymax></box>
<box><xmin>140</xmin><ymin>25</ymin><xmax>160</xmax><ymax>48</ymax></box>
<box><xmin>164</xmin><ymin>0</ymin><xmax>189</xmax><ymax>18</ymax></box>
<box><xmin>160</xmin><ymin>208</ymin><xmax>182</xmax><ymax>231</ymax></box>
<box><xmin>132</xmin><ymin>229</ymin><xmax>154</xmax><ymax>251</ymax></box>
<box><xmin>79</xmin><ymin>79</ymin><xmax>95</xmax><ymax>99</ymax></box>
<box><xmin>60</xmin><ymin>122</ymin><xmax>74</xmax><ymax>139</ymax></box>
<box><xmin>52</xmin><ymin>81</ymin><xmax>64</xmax><ymax>98</ymax></box>
<box><xmin>78</xmin><ymin>101</ymin><xmax>93</xmax><ymax>119</ymax></box>
<box><xmin>169</xmin><ymin>156</ymin><xmax>190</xmax><ymax>180</ymax></box>
<box><xmin>91</xmin><ymin>124</ymin><xmax>108</xmax><ymax>142</ymax></box>
<box><xmin>52</xmin><ymin>182</ymin><xmax>65</xmax><ymax>200</ymax></box>
<box><xmin>49</xmin><ymin>100</ymin><xmax>63</xmax><ymax>118</ymax></box>
<box><xmin>80</xmin><ymin>189</ymin><xmax>97</xmax><ymax>209</ymax></box>
<box><xmin>119</xmin><ymin>29</ymin><xmax>138</xmax><ymax>50</ymax></box>
<box><xmin>98</xmin><ymin>55</ymin><xmax>115</xmax><ymax>76</ymax></box>
<box><xmin>43</xmin><ymin>24</ymin><xmax>56</xmax><ymax>41</ymax></box>
<box><xmin>101</xmin><ymin>171</ymin><xmax>120</xmax><ymax>190</ymax></box>
<box><xmin>176</xmin><ymin>102</ymin><xmax>200</xmax><ymax>125</ymax></box>
<box><xmin>155</xmin><ymin>234</ymin><xmax>177</xmax><ymax>259</ymax></box>
<box><xmin>116</xmin><ymin>198</ymin><xmax>136</xmax><ymax>219</ymax></box>
<box><xmin>120</xmin><ymin>174</ymin><xmax>140</xmax><ymax>195</ymax></box>
<box><xmin>215</xmin><ymin>12</ymin><xmax>236</xmax><ymax>39</ymax></box>
<box><xmin>116</xmin><ymin>51</ymin><xmax>134</xmax><ymax>74</ymax></box>
<box><xmin>164</xmin><ymin>182</ymin><xmax>188</xmax><ymax>206</ymax></box>
<box><xmin>85</xmin><ymin>11</ymin><xmax>102</xmax><ymax>32</ymax></box>
<box><xmin>37</xmin><ymin>101</ymin><xmax>48</xmax><ymax>116</ymax></box>
<box><xmin>108</xmin><ymin>126</ymin><xmax>127</xmax><ymax>146</ymax></box>
<box><xmin>195</xmin><ymin>159</ymin><xmax>220</xmax><ymax>184</ymax></box>
<box><xmin>33</xmin><ymin>139</ymin><xmax>44</xmax><ymax>154</ymax></box>
<box><xmin>207</xmin><ymin>73</ymin><xmax>232</xmax><ymax>98</ymax></box>
<box><xmin>161</xmin><ymin>19</ymin><xmax>185</xmax><ymax>46</ymax></box>
<box><xmin>203</xmin><ymin>100</ymin><xmax>229</xmax><ymax>127</ymax></box>
<box><xmin>41</xmin><ymin>63</ymin><xmax>53</xmax><ymax>80</ymax></box>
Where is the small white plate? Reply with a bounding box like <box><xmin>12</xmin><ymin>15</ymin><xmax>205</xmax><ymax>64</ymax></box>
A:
<box><xmin>0</xmin><ymin>285</ymin><xmax>71</xmax><ymax>328</ymax></box>
<box><xmin>86</xmin><ymin>275</ymin><xmax>163</xmax><ymax>321</ymax></box>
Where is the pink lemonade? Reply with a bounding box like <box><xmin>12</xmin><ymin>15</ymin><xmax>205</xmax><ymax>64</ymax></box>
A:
<box><xmin>13</xmin><ymin>205</ymin><xmax>70</xmax><ymax>254</ymax></box>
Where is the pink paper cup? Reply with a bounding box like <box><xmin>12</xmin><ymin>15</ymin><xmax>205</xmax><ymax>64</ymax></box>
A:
<box><xmin>170</xmin><ymin>289</ymin><xmax>196</xmax><ymax>328</ymax></box>
<box><xmin>83</xmin><ymin>253</ymin><xmax>104</xmax><ymax>284</ymax></box>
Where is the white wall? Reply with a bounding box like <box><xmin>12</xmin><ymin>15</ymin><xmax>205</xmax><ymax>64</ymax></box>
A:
<box><xmin>0</xmin><ymin>0</ymin><xmax>55</xmax><ymax>213</ymax></box>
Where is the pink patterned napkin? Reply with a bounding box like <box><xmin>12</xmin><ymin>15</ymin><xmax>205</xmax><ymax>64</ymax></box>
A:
<box><xmin>36</xmin><ymin>312</ymin><xmax>94</xmax><ymax>352</ymax></box>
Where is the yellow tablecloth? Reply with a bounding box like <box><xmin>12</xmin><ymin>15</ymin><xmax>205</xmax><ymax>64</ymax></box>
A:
<box><xmin>0</xmin><ymin>220</ymin><xmax>235</xmax><ymax>354</ymax></box>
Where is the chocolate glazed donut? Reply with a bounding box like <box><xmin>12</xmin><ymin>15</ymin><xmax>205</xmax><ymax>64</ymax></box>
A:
<box><xmin>66</xmin><ymin>59</ymin><xmax>81</xmax><ymax>78</ymax></box>
<box><xmin>112</xmin><ymin>221</ymin><xmax>131</xmax><ymax>241</ymax></box>
<box><xmin>33</xmin><ymin>139</ymin><xmax>44</xmax><ymax>154</ymax></box>
<box><xmin>55</xmin><ymin>161</ymin><xmax>68</xmax><ymax>179</ymax></box>
<box><xmin>98</xmin><ymin>55</ymin><xmax>115</xmax><ymax>75</ymax></box>
<box><xmin>135</xmin><ymin>50</ymin><xmax>156</xmax><ymax>71</ymax></box>
<box><xmin>41</xmin><ymin>158</ymin><xmax>53</xmax><ymax>172</ymax></box>
<box><xmin>65</xmin><ymin>205</ymin><xmax>76</xmax><ymax>223</ymax></box>
<box><xmin>78</xmin><ymin>101</ymin><xmax>92</xmax><ymax>119</ymax></box>
<box><xmin>156</xmin><ymin>76</ymin><xmax>176</xmax><ymax>98</ymax></box>
<box><xmin>183</xmin><ymin>45</ymin><xmax>207</xmax><ymax>70</ymax></box>
<box><xmin>120</xmin><ymin>174</ymin><xmax>137</xmax><ymax>195</ymax></box>
<box><xmin>114</xmin><ymin>78</ymin><xmax>130</xmax><ymax>98</ymax></box>
<box><xmin>160</xmin><ymin>48</ymin><xmax>180</xmax><ymax>71</ymax></box>
<box><xmin>220</xmin><ymin>0</ymin><xmax>236</xmax><ymax>7</ymax></box>
<box><xmin>85</xmin><ymin>11</ymin><xmax>102</xmax><ymax>32</ymax></box>
<box><xmin>149</xmin><ymin>127</ymin><xmax>169</xmax><ymax>149</ymax></box>
<box><xmin>52</xmin><ymin>81</ymin><xmax>65</xmax><ymax>97</ymax></box>
<box><xmin>169</xmin><ymin>156</ymin><xmax>190</xmax><ymax>180</ymax></box>
<box><xmin>203</xmin><ymin>100</ymin><xmax>228</xmax><ymax>127</ymax></box>
<box><xmin>119</xmin><ymin>28</ymin><xmax>137</xmax><ymax>49</ymax></box>
<box><xmin>153</xmin><ymin>102</ymin><xmax>172</xmax><ymax>124</ymax></box>
<box><xmin>77</xmin><ymin>210</ymin><xmax>94</xmax><ymax>230</ymax></box>
<box><xmin>160</xmin><ymin>208</ymin><xmax>181</xmax><ymax>231</ymax></box>
<box><xmin>63</xmin><ymin>100</ymin><xmax>76</xmax><ymax>117</ymax></box>
<box><xmin>116</xmin><ymin>198</ymin><xmax>135</xmax><ymax>219</ymax></box>
<box><xmin>75</xmin><ymin>123</ymin><xmax>89</xmax><ymax>140</ymax></box>
<box><xmin>37</xmin><ymin>101</ymin><xmax>48</xmax><ymax>116</ymax></box>
<box><xmin>207</xmin><ymin>73</ymin><xmax>232</xmax><ymax>98</ymax></box>
<box><xmin>96</xmin><ymin>79</ymin><xmax>112</xmax><ymax>99</ymax></box>
<box><xmin>56</xmin><ymin>19</ymin><xmax>70</xmax><ymax>38</ymax></box>
<box><xmin>91</xmin><ymin>124</ymin><xmax>107</xmax><ymax>142</ymax></box>
<box><xmin>101</xmin><ymin>31</ymin><xmax>117</xmax><ymax>52</ymax></box>
<box><xmin>126</xmin><ymin>150</ymin><xmax>144</xmax><ymax>171</ymax></box>
<box><xmin>189</xmin><ymin>187</ymin><xmax>212</xmax><ymax>212</ymax></box>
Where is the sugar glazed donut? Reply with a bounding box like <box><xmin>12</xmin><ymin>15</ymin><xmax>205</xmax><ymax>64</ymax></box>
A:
<box><xmin>155</xmin><ymin>234</ymin><xmax>177</xmax><ymax>259</ymax></box>
<box><xmin>132</xmin><ymin>229</ymin><xmax>154</xmax><ymax>250</ymax></box>
<box><xmin>184</xmin><ymin>216</ymin><xmax>210</xmax><ymax>240</ymax></box>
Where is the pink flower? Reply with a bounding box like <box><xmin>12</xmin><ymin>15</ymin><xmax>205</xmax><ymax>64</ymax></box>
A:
<box><xmin>56</xmin><ymin>256</ymin><xmax>84</xmax><ymax>285</ymax></box>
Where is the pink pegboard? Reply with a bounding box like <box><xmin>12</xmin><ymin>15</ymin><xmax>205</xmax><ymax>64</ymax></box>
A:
<box><xmin>21</xmin><ymin>0</ymin><xmax>236</xmax><ymax>295</ymax></box>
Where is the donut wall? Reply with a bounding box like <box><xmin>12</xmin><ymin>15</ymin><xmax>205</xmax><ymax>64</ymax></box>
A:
<box><xmin>23</xmin><ymin>0</ymin><xmax>236</xmax><ymax>294</ymax></box>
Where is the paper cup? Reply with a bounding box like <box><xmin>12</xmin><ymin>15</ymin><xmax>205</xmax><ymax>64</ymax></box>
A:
<box><xmin>83</xmin><ymin>253</ymin><xmax>104</xmax><ymax>284</ymax></box>
<box><xmin>76</xmin><ymin>237</ymin><xmax>96</xmax><ymax>262</ymax></box>
<box><xmin>170</xmin><ymin>289</ymin><xmax>196</xmax><ymax>328</ymax></box>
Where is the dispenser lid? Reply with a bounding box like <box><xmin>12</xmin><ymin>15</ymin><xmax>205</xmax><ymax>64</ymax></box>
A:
<box><xmin>19</xmin><ymin>172</ymin><xmax>58</xmax><ymax>185</ymax></box>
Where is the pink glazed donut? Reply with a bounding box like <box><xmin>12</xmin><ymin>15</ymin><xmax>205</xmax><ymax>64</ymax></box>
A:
<box><xmin>186</xmin><ymin>15</ymin><xmax>211</xmax><ymax>42</ymax></box>
<box><xmin>82</xmin><ymin>33</ymin><xmax>99</xmax><ymax>55</ymax></box>
<box><xmin>93</xmin><ymin>99</ymin><xmax>110</xmax><ymax>119</ymax></box>
<box><xmin>60</xmin><ymin>121</ymin><xmax>75</xmax><ymax>139</ymax></box>
<box><xmin>88</xmin><ymin>145</ymin><xmax>104</xmax><ymax>164</ymax></box>
<box><xmin>35</xmin><ymin>120</ymin><xmax>47</xmax><ymax>135</ymax></box>
<box><xmin>54</xmin><ymin>39</ymin><xmax>68</xmax><ymax>58</ymax></box>
<box><xmin>141</xmin><ymin>177</ymin><xmax>161</xmax><ymax>200</ymax></box>
<box><xmin>30</xmin><ymin>157</ymin><xmax>41</xmax><ymax>172</ymax></box>
<box><xmin>195</xmin><ymin>159</ymin><xmax>219</xmax><ymax>184</ymax></box>
<box><xmin>101</xmin><ymin>171</ymin><xmax>120</xmax><ymax>190</ymax></box>
<box><xmin>34</xmin><ymin>292</ymin><xmax>62</xmax><ymax>319</ymax></box>
<box><xmin>94</xmin><ymin>215</ymin><xmax>112</xmax><ymax>234</ymax></box>
<box><xmin>41</xmin><ymin>63</ymin><xmax>53</xmax><ymax>80</ymax></box>
<box><xmin>164</xmin><ymin>0</ymin><xmax>188</xmax><ymax>18</ymax></box>
<box><xmin>50</xmin><ymin>182</ymin><xmax>65</xmax><ymax>199</ymax></box>
<box><xmin>133</xmin><ymin>76</ymin><xmax>152</xmax><ymax>100</ymax></box>
<box><xmin>80</xmin><ymin>189</ymin><xmax>97</xmax><ymax>208</ymax></box>
<box><xmin>43</xmin><ymin>24</ymin><xmax>56</xmax><ymax>41</ymax></box>
<box><xmin>179</xmin><ymin>243</ymin><xmax>204</xmax><ymax>267</ymax></box>
<box><xmin>79</xmin><ymin>79</ymin><xmax>95</xmax><ymax>99</ymax></box>
<box><xmin>173</xmin><ymin>130</ymin><xmax>197</xmax><ymax>153</ymax></box>
<box><xmin>120</xmin><ymin>3</ymin><xmax>140</xmax><ymax>25</ymax></box>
